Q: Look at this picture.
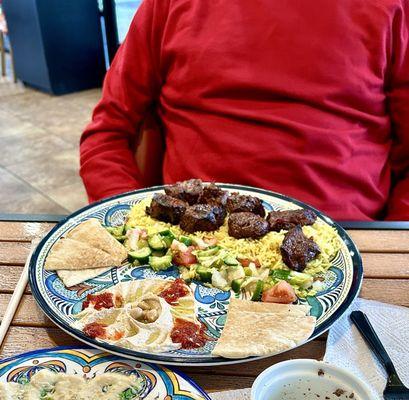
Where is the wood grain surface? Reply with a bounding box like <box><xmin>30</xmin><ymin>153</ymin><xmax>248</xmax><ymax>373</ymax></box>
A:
<box><xmin>0</xmin><ymin>221</ymin><xmax>408</xmax><ymax>394</ymax></box>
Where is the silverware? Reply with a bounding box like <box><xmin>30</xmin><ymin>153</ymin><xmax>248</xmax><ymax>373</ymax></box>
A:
<box><xmin>350</xmin><ymin>310</ymin><xmax>409</xmax><ymax>400</ymax></box>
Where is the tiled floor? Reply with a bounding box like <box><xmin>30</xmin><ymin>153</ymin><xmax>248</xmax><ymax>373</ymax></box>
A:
<box><xmin>0</xmin><ymin>55</ymin><xmax>101</xmax><ymax>215</ymax></box>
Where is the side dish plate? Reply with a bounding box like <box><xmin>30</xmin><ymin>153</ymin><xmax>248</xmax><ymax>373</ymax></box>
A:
<box><xmin>0</xmin><ymin>346</ymin><xmax>210</xmax><ymax>399</ymax></box>
<box><xmin>29</xmin><ymin>184</ymin><xmax>363</xmax><ymax>366</ymax></box>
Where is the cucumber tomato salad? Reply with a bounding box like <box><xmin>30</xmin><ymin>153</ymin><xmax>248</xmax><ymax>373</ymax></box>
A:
<box><xmin>106</xmin><ymin>224</ymin><xmax>325</xmax><ymax>302</ymax></box>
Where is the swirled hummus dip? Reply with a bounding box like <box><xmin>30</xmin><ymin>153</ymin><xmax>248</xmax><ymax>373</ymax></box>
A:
<box><xmin>0</xmin><ymin>369</ymin><xmax>143</xmax><ymax>400</ymax></box>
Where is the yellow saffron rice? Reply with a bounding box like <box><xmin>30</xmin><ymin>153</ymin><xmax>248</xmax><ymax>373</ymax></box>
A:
<box><xmin>127</xmin><ymin>197</ymin><xmax>341</xmax><ymax>275</ymax></box>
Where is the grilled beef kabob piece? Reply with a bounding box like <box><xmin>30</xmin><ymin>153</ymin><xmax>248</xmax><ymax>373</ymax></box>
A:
<box><xmin>280</xmin><ymin>225</ymin><xmax>321</xmax><ymax>272</ymax></box>
<box><xmin>146</xmin><ymin>193</ymin><xmax>188</xmax><ymax>224</ymax></box>
<box><xmin>180</xmin><ymin>204</ymin><xmax>226</xmax><ymax>233</ymax></box>
<box><xmin>149</xmin><ymin>180</ymin><xmax>228</xmax><ymax>232</ymax></box>
<box><xmin>228</xmin><ymin>212</ymin><xmax>269</xmax><ymax>239</ymax></box>
<box><xmin>164</xmin><ymin>179</ymin><xmax>204</xmax><ymax>205</ymax></box>
<box><xmin>226</xmin><ymin>193</ymin><xmax>266</xmax><ymax>217</ymax></box>
<box><xmin>267</xmin><ymin>209</ymin><xmax>317</xmax><ymax>232</ymax></box>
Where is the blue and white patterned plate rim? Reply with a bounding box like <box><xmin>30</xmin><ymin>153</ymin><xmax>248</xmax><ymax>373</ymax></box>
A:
<box><xmin>29</xmin><ymin>183</ymin><xmax>363</xmax><ymax>366</ymax></box>
<box><xmin>0</xmin><ymin>345</ymin><xmax>211</xmax><ymax>400</ymax></box>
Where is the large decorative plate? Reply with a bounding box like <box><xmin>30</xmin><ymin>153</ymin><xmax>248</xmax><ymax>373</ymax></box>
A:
<box><xmin>29</xmin><ymin>184</ymin><xmax>363</xmax><ymax>366</ymax></box>
<box><xmin>0</xmin><ymin>346</ymin><xmax>210</xmax><ymax>399</ymax></box>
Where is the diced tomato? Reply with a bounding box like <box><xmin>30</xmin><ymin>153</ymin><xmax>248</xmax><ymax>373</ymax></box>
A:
<box><xmin>238</xmin><ymin>258</ymin><xmax>261</xmax><ymax>268</ymax></box>
<box><xmin>238</xmin><ymin>258</ymin><xmax>251</xmax><ymax>267</ymax></box>
<box><xmin>172</xmin><ymin>246</ymin><xmax>197</xmax><ymax>266</ymax></box>
<box><xmin>261</xmin><ymin>281</ymin><xmax>297</xmax><ymax>304</ymax></box>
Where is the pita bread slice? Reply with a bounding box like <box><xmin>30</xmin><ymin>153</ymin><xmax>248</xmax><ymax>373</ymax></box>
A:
<box><xmin>66</xmin><ymin>218</ymin><xmax>127</xmax><ymax>264</ymax></box>
<box><xmin>228</xmin><ymin>298</ymin><xmax>310</xmax><ymax>316</ymax></box>
<box><xmin>212</xmin><ymin>309</ymin><xmax>316</xmax><ymax>359</ymax></box>
<box><xmin>44</xmin><ymin>238</ymin><xmax>118</xmax><ymax>271</ymax></box>
<box><xmin>57</xmin><ymin>266</ymin><xmax>111</xmax><ymax>287</ymax></box>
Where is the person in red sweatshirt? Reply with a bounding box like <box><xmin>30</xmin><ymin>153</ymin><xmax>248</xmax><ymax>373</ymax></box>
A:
<box><xmin>80</xmin><ymin>0</ymin><xmax>409</xmax><ymax>221</ymax></box>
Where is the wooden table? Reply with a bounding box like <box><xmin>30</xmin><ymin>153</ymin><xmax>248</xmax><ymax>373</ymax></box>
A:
<box><xmin>0</xmin><ymin>219</ymin><xmax>408</xmax><ymax>393</ymax></box>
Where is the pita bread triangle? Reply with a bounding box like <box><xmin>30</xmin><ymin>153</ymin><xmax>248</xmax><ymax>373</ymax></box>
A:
<box><xmin>66</xmin><ymin>218</ymin><xmax>127</xmax><ymax>264</ymax></box>
<box><xmin>212</xmin><ymin>299</ymin><xmax>316</xmax><ymax>359</ymax></box>
<box><xmin>57</xmin><ymin>266</ymin><xmax>111</xmax><ymax>287</ymax></box>
<box><xmin>45</xmin><ymin>238</ymin><xmax>119</xmax><ymax>271</ymax></box>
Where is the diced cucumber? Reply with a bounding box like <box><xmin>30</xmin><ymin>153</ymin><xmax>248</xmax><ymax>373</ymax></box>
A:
<box><xmin>231</xmin><ymin>278</ymin><xmax>244</xmax><ymax>293</ymax></box>
<box><xmin>114</xmin><ymin>235</ymin><xmax>127</xmax><ymax>243</ymax></box>
<box><xmin>196</xmin><ymin>265</ymin><xmax>213</xmax><ymax>283</ymax></box>
<box><xmin>128</xmin><ymin>247</ymin><xmax>152</xmax><ymax>264</ymax></box>
<box><xmin>179</xmin><ymin>235</ymin><xmax>193</xmax><ymax>246</ymax></box>
<box><xmin>159</xmin><ymin>230</ymin><xmax>175</xmax><ymax>247</ymax></box>
<box><xmin>159</xmin><ymin>229</ymin><xmax>173</xmax><ymax>236</ymax></box>
<box><xmin>105</xmin><ymin>225</ymin><xmax>125</xmax><ymax>237</ymax></box>
<box><xmin>106</xmin><ymin>225</ymin><xmax>127</xmax><ymax>241</ymax></box>
<box><xmin>137</xmin><ymin>239</ymin><xmax>149</xmax><ymax>249</ymax></box>
<box><xmin>151</xmin><ymin>249</ymin><xmax>167</xmax><ymax>257</ymax></box>
<box><xmin>196</xmin><ymin>246</ymin><xmax>220</xmax><ymax>258</ymax></box>
<box><xmin>149</xmin><ymin>255</ymin><xmax>173</xmax><ymax>271</ymax></box>
<box><xmin>251</xmin><ymin>280</ymin><xmax>264</xmax><ymax>301</ymax></box>
<box><xmin>224</xmin><ymin>256</ymin><xmax>239</xmax><ymax>266</ymax></box>
<box><xmin>180</xmin><ymin>265</ymin><xmax>197</xmax><ymax>282</ymax></box>
<box><xmin>148</xmin><ymin>234</ymin><xmax>166</xmax><ymax>250</ymax></box>
<box><xmin>124</xmin><ymin>223</ymin><xmax>134</xmax><ymax>232</ymax></box>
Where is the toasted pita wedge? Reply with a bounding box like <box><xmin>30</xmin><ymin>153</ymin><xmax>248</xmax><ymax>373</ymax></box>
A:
<box><xmin>212</xmin><ymin>300</ymin><xmax>315</xmax><ymax>359</ymax></box>
<box><xmin>57</xmin><ymin>266</ymin><xmax>111</xmax><ymax>287</ymax></box>
<box><xmin>66</xmin><ymin>218</ymin><xmax>127</xmax><ymax>264</ymax></box>
<box><xmin>44</xmin><ymin>238</ymin><xmax>118</xmax><ymax>271</ymax></box>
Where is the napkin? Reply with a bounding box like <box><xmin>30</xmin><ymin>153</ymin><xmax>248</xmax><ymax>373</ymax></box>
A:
<box><xmin>210</xmin><ymin>388</ymin><xmax>250</xmax><ymax>400</ymax></box>
<box><xmin>324</xmin><ymin>298</ymin><xmax>409</xmax><ymax>399</ymax></box>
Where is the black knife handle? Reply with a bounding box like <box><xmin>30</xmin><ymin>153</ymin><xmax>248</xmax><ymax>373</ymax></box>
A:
<box><xmin>350</xmin><ymin>310</ymin><xmax>397</xmax><ymax>376</ymax></box>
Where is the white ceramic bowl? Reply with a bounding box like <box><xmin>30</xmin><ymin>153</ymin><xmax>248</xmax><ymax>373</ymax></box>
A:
<box><xmin>251</xmin><ymin>359</ymin><xmax>373</xmax><ymax>400</ymax></box>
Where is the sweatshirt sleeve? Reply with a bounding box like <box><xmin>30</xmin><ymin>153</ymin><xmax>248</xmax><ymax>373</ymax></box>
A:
<box><xmin>385</xmin><ymin>2</ymin><xmax>409</xmax><ymax>220</ymax></box>
<box><xmin>80</xmin><ymin>0</ymin><xmax>166</xmax><ymax>203</ymax></box>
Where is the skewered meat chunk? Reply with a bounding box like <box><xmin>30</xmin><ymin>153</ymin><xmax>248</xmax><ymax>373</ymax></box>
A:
<box><xmin>146</xmin><ymin>193</ymin><xmax>188</xmax><ymax>224</ymax></box>
<box><xmin>199</xmin><ymin>183</ymin><xmax>229</xmax><ymax>207</ymax></box>
<box><xmin>267</xmin><ymin>209</ymin><xmax>317</xmax><ymax>232</ymax></box>
<box><xmin>228</xmin><ymin>212</ymin><xmax>269</xmax><ymax>239</ymax></box>
<box><xmin>280</xmin><ymin>226</ymin><xmax>321</xmax><ymax>272</ymax></box>
<box><xmin>226</xmin><ymin>193</ymin><xmax>265</xmax><ymax>217</ymax></box>
<box><xmin>165</xmin><ymin>179</ymin><xmax>204</xmax><ymax>205</ymax></box>
<box><xmin>180</xmin><ymin>204</ymin><xmax>224</xmax><ymax>233</ymax></box>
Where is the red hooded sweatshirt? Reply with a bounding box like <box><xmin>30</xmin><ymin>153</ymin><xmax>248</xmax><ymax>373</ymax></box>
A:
<box><xmin>80</xmin><ymin>0</ymin><xmax>409</xmax><ymax>221</ymax></box>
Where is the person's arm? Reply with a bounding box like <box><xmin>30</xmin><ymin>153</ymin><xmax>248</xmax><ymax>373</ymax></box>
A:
<box><xmin>385</xmin><ymin>2</ymin><xmax>409</xmax><ymax>220</ymax></box>
<box><xmin>80</xmin><ymin>0</ymin><xmax>167</xmax><ymax>203</ymax></box>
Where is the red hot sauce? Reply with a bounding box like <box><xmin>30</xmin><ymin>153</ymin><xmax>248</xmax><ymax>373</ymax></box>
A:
<box><xmin>82</xmin><ymin>292</ymin><xmax>115</xmax><ymax>311</ymax></box>
<box><xmin>171</xmin><ymin>318</ymin><xmax>207</xmax><ymax>349</ymax></box>
<box><xmin>159</xmin><ymin>279</ymin><xmax>189</xmax><ymax>305</ymax></box>
<box><xmin>83</xmin><ymin>322</ymin><xmax>107</xmax><ymax>339</ymax></box>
